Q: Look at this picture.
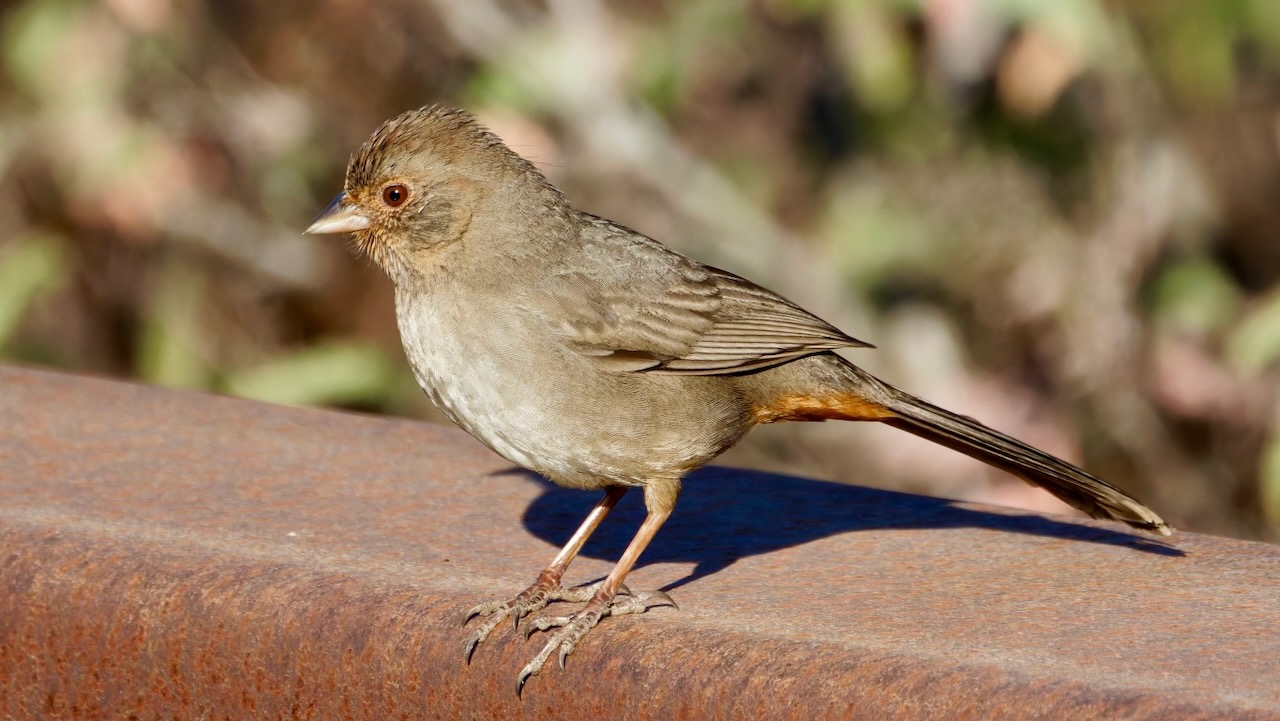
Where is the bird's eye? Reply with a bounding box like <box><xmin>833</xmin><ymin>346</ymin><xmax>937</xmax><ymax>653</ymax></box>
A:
<box><xmin>382</xmin><ymin>184</ymin><xmax>409</xmax><ymax>207</ymax></box>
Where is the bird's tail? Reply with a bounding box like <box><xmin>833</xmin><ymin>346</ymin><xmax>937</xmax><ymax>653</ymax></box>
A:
<box><xmin>830</xmin><ymin>362</ymin><xmax>1172</xmax><ymax>536</ymax></box>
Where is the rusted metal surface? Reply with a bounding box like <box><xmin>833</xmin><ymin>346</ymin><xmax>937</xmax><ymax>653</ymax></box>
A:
<box><xmin>1</xmin><ymin>363</ymin><xmax>1278</xmax><ymax>720</ymax></box>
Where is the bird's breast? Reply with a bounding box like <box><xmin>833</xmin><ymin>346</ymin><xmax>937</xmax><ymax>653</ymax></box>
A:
<box><xmin>394</xmin><ymin>290</ymin><xmax>547</xmax><ymax>468</ymax></box>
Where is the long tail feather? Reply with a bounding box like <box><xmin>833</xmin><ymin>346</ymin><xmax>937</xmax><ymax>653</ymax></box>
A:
<box><xmin>816</xmin><ymin>358</ymin><xmax>1171</xmax><ymax>535</ymax></box>
<box><xmin>877</xmin><ymin>386</ymin><xmax>1171</xmax><ymax>535</ymax></box>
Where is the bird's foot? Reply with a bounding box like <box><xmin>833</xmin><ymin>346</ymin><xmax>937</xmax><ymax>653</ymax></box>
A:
<box><xmin>515</xmin><ymin>588</ymin><xmax>676</xmax><ymax>696</ymax></box>
<box><xmin>463</xmin><ymin>573</ymin><xmax>612</xmax><ymax>663</ymax></box>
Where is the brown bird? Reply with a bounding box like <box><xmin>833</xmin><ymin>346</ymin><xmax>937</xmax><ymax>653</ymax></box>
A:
<box><xmin>306</xmin><ymin>106</ymin><xmax>1171</xmax><ymax>694</ymax></box>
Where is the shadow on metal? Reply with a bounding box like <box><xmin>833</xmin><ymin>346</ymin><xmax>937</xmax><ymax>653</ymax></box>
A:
<box><xmin>514</xmin><ymin>467</ymin><xmax>1183</xmax><ymax>593</ymax></box>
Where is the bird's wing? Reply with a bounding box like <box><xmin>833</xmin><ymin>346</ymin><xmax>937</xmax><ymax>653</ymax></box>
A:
<box><xmin>528</xmin><ymin>222</ymin><xmax>871</xmax><ymax>375</ymax></box>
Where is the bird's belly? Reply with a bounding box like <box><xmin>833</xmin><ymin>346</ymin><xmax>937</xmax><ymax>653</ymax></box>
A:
<box><xmin>395</xmin><ymin>301</ymin><xmax>748</xmax><ymax>488</ymax></box>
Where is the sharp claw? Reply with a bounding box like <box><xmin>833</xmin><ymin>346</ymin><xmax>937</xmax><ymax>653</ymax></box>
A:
<box><xmin>516</xmin><ymin>668</ymin><xmax>533</xmax><ymax>697</ymax></box>
<box><xmin>558</xmin><ymin>643</ymin><xmax>571</xmax><ymax>670</ymax></box>
<box><xmin>511</xmin><ymin>611</ymin><xmax>520</xmax><ymax>631</ymax></box>
<box><xmin>464</xmin><ymin>635</ymin><xmax>480</xmax><ymax>665</ymax></box>
<box><xmin>641</xmin><ymin>590</ymin><xmax>678</xmax><ymax>610</ymax></box>
<box><xmin>464</xmin><ymin>601</ymin><xmax>503</xmax><ymax>626</ymax></box>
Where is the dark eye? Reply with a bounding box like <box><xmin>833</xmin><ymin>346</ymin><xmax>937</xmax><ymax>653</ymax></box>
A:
<box><xmin>382</xmin><ymin>184</ymin><xmax>409</xmax><ymax>207</ymax></box>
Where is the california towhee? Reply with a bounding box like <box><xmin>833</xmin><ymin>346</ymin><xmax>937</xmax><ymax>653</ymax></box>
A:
<box><xmin>306</xmin><ymin>105</ymin><xmax>1170</xmax><ymax>694</ymax></box>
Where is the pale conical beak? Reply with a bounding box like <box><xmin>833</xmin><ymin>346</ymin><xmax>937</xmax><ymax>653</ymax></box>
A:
<box><xmin>304</xmin><ymin>192</ymin><xmax>371</xmax><ymax>235</ymax></box>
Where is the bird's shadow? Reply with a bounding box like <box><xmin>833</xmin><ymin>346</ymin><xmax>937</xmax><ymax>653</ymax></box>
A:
<box><xmin>500</xmin><ymin>466</ymin><xmax>1183</xmax><ymax>593</ymax></box>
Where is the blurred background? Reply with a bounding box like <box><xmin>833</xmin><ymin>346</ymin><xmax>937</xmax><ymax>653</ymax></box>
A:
<box><xmin>1</xmin><ymin>0</ymin><xmax>1278</xmax><ymax>539</ymax></box>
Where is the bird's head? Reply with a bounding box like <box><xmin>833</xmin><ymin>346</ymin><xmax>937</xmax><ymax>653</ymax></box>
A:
<box><xmin>305</xmin><ymin>105</ymin><xmax>559</xmax><ymax>280</ymax></box>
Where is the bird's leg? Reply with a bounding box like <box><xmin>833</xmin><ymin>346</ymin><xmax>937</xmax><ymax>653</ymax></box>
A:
<box><xmin>464</xmin><ymin>486</ymin><xmax>627</xmax><ymax>662</ymax></box>
<box><xmin>516</xmin><ymin>508</ymin><xmax>673</xmax><ymax>695</ymax></box>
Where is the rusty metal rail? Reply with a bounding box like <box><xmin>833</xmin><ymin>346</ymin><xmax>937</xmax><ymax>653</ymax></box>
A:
<box><xmin>1</xmin><ymin>364</ymin><xmax>1278</xmax><ymax>719</ymax></box>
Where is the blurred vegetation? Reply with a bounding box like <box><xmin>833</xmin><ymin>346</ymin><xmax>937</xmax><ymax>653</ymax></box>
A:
<box><xmin>1</xmin><ymin>0</ymin><xmax>1278</xmax><ymax>539</ymax></box>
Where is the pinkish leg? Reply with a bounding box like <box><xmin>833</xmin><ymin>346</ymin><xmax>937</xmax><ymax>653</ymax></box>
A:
<box><xmin>464</xmin><ymin>486</ymin><xmax>627</xmax><ymax>662</ymax></box>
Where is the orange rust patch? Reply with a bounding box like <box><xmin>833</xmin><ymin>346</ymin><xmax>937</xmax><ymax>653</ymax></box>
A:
<box><xmin>753</xmin><ymin>392</ymin><xmax>898</xmax><ymax>424</ymax></box>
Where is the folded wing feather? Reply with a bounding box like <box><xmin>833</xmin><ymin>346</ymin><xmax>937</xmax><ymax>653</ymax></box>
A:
<box><xmin>526</xmin><ymin>220</ymin><xmax>870</xmax><ymax>375</ymax></box>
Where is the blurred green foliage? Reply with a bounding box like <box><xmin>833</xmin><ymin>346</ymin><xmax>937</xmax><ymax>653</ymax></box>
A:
<box><xmin>0</xmin><ymin>233</ymin><xmax>66</xmax><ymax>350</ymax></box>
<box><xmin>1</xmin><ymin>0</ymin><xmax>1278</xmax><ymax>538</ymax></box>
